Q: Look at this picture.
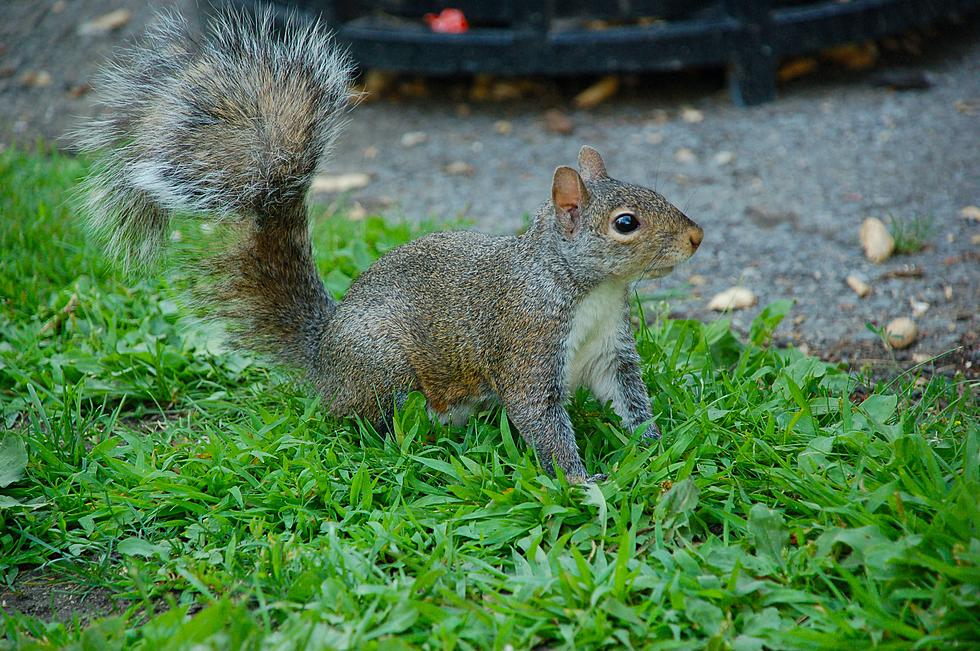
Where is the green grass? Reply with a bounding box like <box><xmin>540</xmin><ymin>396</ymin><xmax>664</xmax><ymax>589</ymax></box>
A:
<box><xmin>887</xmin><ymin>214</ymin><xmax>934</xmax><ymax>255</ymax></box>
<box><xmin>1</xmin><ymin>147</ymin><xmax>978</xmax><ymax>650</ymax></box>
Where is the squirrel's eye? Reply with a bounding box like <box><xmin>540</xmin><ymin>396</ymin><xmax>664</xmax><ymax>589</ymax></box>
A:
<box><xmin>613</xmin><ymin>213</ymin><xmax>639</xmax><ymax>234</ymax></box>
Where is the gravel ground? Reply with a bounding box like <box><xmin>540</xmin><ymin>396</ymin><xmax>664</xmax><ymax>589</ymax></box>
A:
<box><xmin>2</xmin><ymin>0</ymin><xmax>977</xmax><ymax>371</ymax></box>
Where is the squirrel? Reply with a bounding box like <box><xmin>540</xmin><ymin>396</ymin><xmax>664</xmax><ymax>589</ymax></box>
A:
<box><xmin>76</xmin><ymin>9</ymin><xmax>704</xmax><ymax>483</ymax></box>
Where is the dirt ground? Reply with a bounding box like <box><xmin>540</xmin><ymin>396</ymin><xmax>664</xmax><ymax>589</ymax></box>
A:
<box><xmin>1</xmin><ymin>0</ymin><xmax>978</xmax><ymax>375</ymax></box>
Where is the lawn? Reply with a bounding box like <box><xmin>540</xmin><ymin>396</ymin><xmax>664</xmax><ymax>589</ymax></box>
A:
<box><xmin>0</xmin><ymin>146</ymin><xmax>977</xmax><ymax>650</ymax></box>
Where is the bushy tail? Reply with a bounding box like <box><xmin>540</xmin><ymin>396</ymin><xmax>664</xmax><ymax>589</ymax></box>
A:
<box><xmin>76</xmin><ymin>8</ymin><xmax>353</xmax><ymax>372</ymax></box>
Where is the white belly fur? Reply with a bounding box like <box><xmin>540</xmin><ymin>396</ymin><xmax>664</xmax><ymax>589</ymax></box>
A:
<box><xmin>564</xmin><ymin>280</ymin><xmax>627</xmax><ymax>395</ymax></box>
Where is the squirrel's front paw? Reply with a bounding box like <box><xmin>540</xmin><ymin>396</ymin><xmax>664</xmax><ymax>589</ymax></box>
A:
<box><xmin>566</xmin><ymin>472</ymin><xmax>608</xmax><ymax>485</ymax></box>
<box><xmin>640</xmin><ymin>420</ymin><xmax>662</xmax><ymax>442</ymax></box>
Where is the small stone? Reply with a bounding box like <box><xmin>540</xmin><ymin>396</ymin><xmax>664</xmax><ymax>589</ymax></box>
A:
<box><xmin>713</xmin><ymin>150</ymin><xmax>734</xmax><ymax>165</ymax></box>
<box><xmin>707</xmin><ymin>287</ymin><xmax>757</xmax><ymax>311</ymax></box>
<box><xmin>78</xmin><ymin>9</ymin><xmax>132</xmax><ymax>36</ymax></box>
<box><xmin>884</xmin><ymin>317</ymin><xmax>917</xmax><ymax>349</ymax></box>
<box><xmin>455</xmin><ymin>103</ymin><xmax>472</xmax><ymax>117</ymax></box>
<box><xmin>944</xmin><ymin>285</ymin><xmax>953</xmax><ymax>300</ymax></box>
<box><xmin>960</xmin><ymin>205</ymin><xmax>980</xmax><ymax>222</ymax></box>
<box><xmin>444</xmin><ymin>161</ymin><xmax>475</xmax><ymax>176</ymax></box>
<box><xmin>51</xmin><ymin>0</ymin><xmax>66</xmax><ymax>13</ymax></box>
<box><xmin>910</xmin><ymin>299</ymin><xmax>929</xmax><ymax>317</ymax></box>
<box><xmin>400</xmin><ymin>131</ymin><xmax>428</xmax><ymax>147</ymax></box>
<box><xmin>311</xmin><ymin>172</ymin><xmax>371</xmax><ymax>193</ymax></box>
<box><xmin>362</xmin><ymin>146</ymin><xmax>378</xmax><ymax>159</ymax></box>
<box><xmin>860</xmin><ymin>217</ymin><xmax>895</xmax><ymax>263</ymax></box>
<box><xmin>650</xmin><ymin>109</ymin><xmax>670</xmax><ymax>124</ymax></box>
<box><xmin>680</xmin><ymin>107</ymin><xmax>704</xmax><ymax>123</ymax></box>
<box><xmin>493</xmin><ymin>120</ymin><xmax>512</xmax><ymax>135</ymax></box>
<box><xmin>20</xmin><ymin>71</ymin><xmax>52</xmax><ymax>88</ymax></box>
<box><xmin>644</xmin><ymin>131</ymin><xmax>664</xmax><ymax>145</ymax></box>
<box><xmin>688</xmin><ymin>274</ymin><xmax>707</xmax><ymax>286</ymax></box>
<box><xmin>674</xmin><ymin>148</ymin><xmax>697</xmax><ymax>164</ymax></box>
<box><xmin>544</xmin><ymin>109</ymin><xmax>573</xmax><ymax>135</ymax></box>
<box><xmin>347</xmin><ymin>202</ymin><xmax>367</xmax><ymax>221</ymax></box>
<box><xmin>846</xmin><ymin>274</ymin><xmax>871</xmax><ymax>298</ymax></box>
<box><xmin>911</xmin><ymin>353</ymin><xmax>933</xmax><ymax>364</ymax></box>
<box><xmin>573</xmin><ymin>75</ymin><xmax>620</xmax><ymax>109</ymax></box>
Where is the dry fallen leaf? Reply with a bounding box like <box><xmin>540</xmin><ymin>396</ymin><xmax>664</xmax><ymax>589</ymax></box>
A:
<box><xmin>574</xmin><ymin>75</ymin><xmax>620</xmax><ymax>109</ymax></box>
<box><xmin>846</xmin><ymin>274</ymin><xmax>871</xmax><ymax>298</ymax></box>
<box><xmin>822</xmin><ymin>42</ymin><xmax>878</xmax><ymax>71</ymax></box>
<box><xmin>311</xmin><ymin>172</ymin><xmax>371</xmax><ymax>193</ymax></box>
<box><xmin>885</xmin><ymin>317</ymin><xmax>917</xmax><ymax>349</ymax></box>
<box><xmin>860</xmin><ymin>217</ymin><xmax>895</xmax><ymax>263</ymax></box>
<box><xmin>78</xmin><ymin>9</ymin><xmax>131</xmax><ymax>36</ymax></box>
<box><xmin>778</xmin><ymin>57</ymin><xmax>819</xmax><ymax>82</ymax></box>
<box><xmin>708</xmin><ymin>287</ymin><xmax>757</xmax><ymax>311</ymax></box>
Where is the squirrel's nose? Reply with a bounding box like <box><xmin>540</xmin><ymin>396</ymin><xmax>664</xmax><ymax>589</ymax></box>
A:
<box><xmin>688</xmin><ymin>226</ymin><xmax>703</xmax><ymax>250</ymax></box>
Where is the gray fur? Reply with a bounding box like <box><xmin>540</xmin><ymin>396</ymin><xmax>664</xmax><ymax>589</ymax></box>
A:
<box><xmin>78</xmin><ymin>11</ymin><xmax>703</xmax><ymax>483</ymax></box>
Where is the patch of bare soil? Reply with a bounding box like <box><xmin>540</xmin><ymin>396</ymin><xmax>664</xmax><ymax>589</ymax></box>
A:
<box><xmin>0</xmin><ymin>572</ymin><xmax>127</xmax><ymax>623</ymax></box>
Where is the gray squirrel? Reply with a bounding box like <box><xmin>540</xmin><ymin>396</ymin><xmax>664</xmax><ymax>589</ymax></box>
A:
<box><xmin>77</xmin><ymin>9</ymin><xmax>704</xmax><ymax>483</ymax></box>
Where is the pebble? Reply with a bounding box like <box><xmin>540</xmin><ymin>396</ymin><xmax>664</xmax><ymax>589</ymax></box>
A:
<box><xmin>846</xmin><ymin>274</ymin><xmax>871</xmax><ymax>298</ymax></box>
<box><xmin>444</xmin><ymin>161</ymin><xmax>475</xmax><ymax>176</ymax></box>
<box><xmin>400</xmin><ymin>131</ymin><xmax>428</xmax><ymax>148</ymax></box>
<box><xmin>493</xmin><ymin>120</ymin><xmax>512</xmax><ymax>135</ymax></box>
<box><xmin>77</xmin><ymin>9</ymin><xmax>131</xmax><ymax>36</ymax></box>
<box><xmin>544</xmin><ymin>109</ymin><xmax>574</xmax><ymax>135</ymax></box>
<box><xmin>713</xmin><ymin>150</ymin><xmax>735</xmax><ymax>165</ymax></box>
<box><xmin>644</xmin><ymin>131</ymin><xmax>664</xmax><ymax>145</ymax></box>
<box><xmin>860</xmin><ymin>217</ymin><xmax>895</xmax><ymax>263</ymax></box>
<box><xmin>20</xmin><ymin>71</ymin><xmax>52</xmax><ymax>88</ymax></box>
<box><xmin>707</xmin><ymin>287</ymin><xmax>757</xmax><ymax>311</ymax></box>
<box><xmin>680</xmin><ymin>107</ymin><xmax>704</xmax><ymax>123</ymax></box>
<box><xmin>674</xmin><ymin>148</ymin><xmax>697</xmax><ymax>164</ymax></box>
<box><xmin>885</xmin><ymin>317</ymin><xmax>917</xmax><ymax>349</ymax></box>
<box><xmin>960</xmin><ymin>205</ymin><xmax>980</xmax><ymax>222</ymax></box>
<box><xmin>311</xmin><ymin>172</ymin><xmax>371</xmax><ymax>193</ymax></box>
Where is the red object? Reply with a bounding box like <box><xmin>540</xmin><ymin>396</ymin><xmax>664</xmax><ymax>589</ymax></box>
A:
<box><xmin>424</xmin><ymin>8</ymin><xmax>469</xmax><ymax>34</ymax></box>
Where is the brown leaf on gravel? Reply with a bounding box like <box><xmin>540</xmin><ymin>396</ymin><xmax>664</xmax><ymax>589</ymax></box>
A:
<box><xmin>879</xmin><ymin>264</ymin><xmax>924</xmax><ymax>279</ymax></box>
<box><xmin>574</xmin><ymin>75</ymin><xmax>619</xmax><ymax>109</ymax></box>
<box><xmin>77</xmin><ymin>9</ymin><xmax>131</xmax><ymax>36</ymax></box>
<box><xmin>821</xmin><ymin>42</ymin><xmax>878</xmax><ymax>71</ymax></box>
<box><xmin>778</xmin><ymin>58</ymin><xmax>818</xmax><ymax>82</ymax></box>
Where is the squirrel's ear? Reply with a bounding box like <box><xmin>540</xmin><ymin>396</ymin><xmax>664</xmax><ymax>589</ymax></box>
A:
<box><xmin>577</xmin><ymin>145</ymin><xmax>608</xmax><ymax>182</ymax></box>
<box><xmin>552</xmin><ymin>166</ymin><xmax>589</xmax><ymax>236</ymax></box>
